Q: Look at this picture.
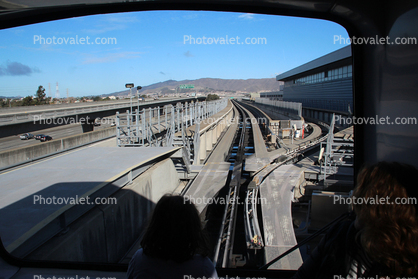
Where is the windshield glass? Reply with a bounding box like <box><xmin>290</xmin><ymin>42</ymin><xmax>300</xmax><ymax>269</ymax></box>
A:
<box><xmin>0</xmin><ymin>10</ymin><xmax>352</xmax><ymax>270</ymax></box>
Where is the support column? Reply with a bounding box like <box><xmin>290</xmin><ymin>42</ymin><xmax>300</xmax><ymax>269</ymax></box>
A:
<box><xmin>206</xmin><ymin>130</ymin><xmax>213</xmax><ymax>151</ymax></box>
<box><xmin>126</xmin><ymin>109</ymin><xmax>131</xmax><ymax>145</ymax></box>
<box><xmin>158</xmin><ymin>106</ymin><xmax>161</xmax><ymax>133</ymax></box>
<box><xmin>199</xmin><ymin>134</ymin><xmax>206</xmax><ymax>163</ymax></box>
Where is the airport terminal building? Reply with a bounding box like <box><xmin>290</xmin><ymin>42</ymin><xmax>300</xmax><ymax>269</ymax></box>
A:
<box><xmin>276</xmin><ymin>45</ymin><xmax>352</xmax><ymax>113</ymax></box>
<box><xmin>260</xmin><ymin>90</ymin><xmax>283</xmax><ymax>101</ymax></box>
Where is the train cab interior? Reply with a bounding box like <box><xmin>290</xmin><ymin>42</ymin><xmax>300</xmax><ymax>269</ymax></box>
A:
<box><xmin>1</xmin><ymin>0</ymin><xmax>417</xmax><ymax>278</ymax></box>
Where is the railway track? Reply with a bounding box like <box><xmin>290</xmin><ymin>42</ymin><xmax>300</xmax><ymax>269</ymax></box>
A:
<box><xmin>212</xmin><ymin>100</ymin><xmax>330</xmax><ymax>268</ymax></box>
<box><xmin>214</xmin><ymin>101</ymin><xmax>251</xmax><ymax>267</ymax></box>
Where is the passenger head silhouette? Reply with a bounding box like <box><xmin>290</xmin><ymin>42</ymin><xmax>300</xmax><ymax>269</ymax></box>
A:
<box><xmin>353</xmin><ymin>162</ymin><xmax>418</xmax><ymax>277</ymax></box>
<box><xmin>140</xmin><ymin>194</ymin><xmax>209</xmax><ymax>263</ymax></box>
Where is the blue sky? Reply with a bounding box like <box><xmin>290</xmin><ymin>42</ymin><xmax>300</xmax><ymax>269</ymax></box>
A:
<box><xmin>0</xmin><ymin>10</ymin><xmax>349</xmax><ymax>98</ymax></box>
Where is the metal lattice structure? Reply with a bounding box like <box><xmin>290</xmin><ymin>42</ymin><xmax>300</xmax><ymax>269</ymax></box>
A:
<box><xmin>116</xmin><ymin>99</ymin><xmax>227</xmax><ymax>151</ymax></box>
<box><xmin>319</xmin><ymin>114</ymin><xmax>354</xmax><ymax>181</ymax></box>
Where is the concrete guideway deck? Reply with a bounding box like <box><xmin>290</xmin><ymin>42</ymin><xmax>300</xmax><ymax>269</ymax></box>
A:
<box><xmin>184</xmin><ymin>102</ymin><xmax>324</xmax><ymax>219</ymax></box>
<box><xmin>183</xmin><ymin>162</ymin><xmax>231</xmax><ymax>214</ymax></box>
<box><xmin>0</xmin><ymin>146</ymin><xmax>180</xmax><ymax>255</ymax></box>
<box><xmin>183</xmin><ymin>105</ymin><xmax>238</xmax><ymax>216</ymax></box>
<box><xmin>238</xmin><ymin>100</ymin><xmax>303</xmax><ymax>144</ymax></box>
<box><xmin>233</xmin><ymin>102</ymin><xmax>270</xmax><ymax>172</ymax></box>
<box><xmin>205</xmin><ymin>106</ymin><xmax>239</xmax><ymax>164</ymax></box>
<box><xmin>184</xmin><ymin>101</ymin><xmax>268</xmax><ymax>217</ymax></box>
<box><xmin>235</xmin><ymin>102</ymin><xmax>268</xmax><ymax>158</ymax></box>
<box><xmin>260</xmin><ymin>164</ymin><xmax>304</xmax><ymax>270</ymax></box>
<box><xmin>238</xmin><ymin>99</ymin><xmax>324</xmax><ymax>173</ymax></box>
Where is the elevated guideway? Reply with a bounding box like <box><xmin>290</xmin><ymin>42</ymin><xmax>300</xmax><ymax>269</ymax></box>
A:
<box><xmin>182</xmin><ymin>100</ymin><xmax>274</xmax><ymax>268</ymax></box>
<box><xmin>183</xmin><ymin>99</ymin><xmax>323</xmax><ymax>217</ymax></box>
<box><xmin>205</xmin><ymin>106</ymin><xmax>240</xmax><ymax>164</ymax></box>
<box><xmin>230</xmin><ymin>100</ymin><xmax>329</xmax><ymax>270</ymax></box>
<box><xmin>234</xmin><ymin>102</ymin><xmax>268</xmax><ymax>158</ymax></box>
<box><xmin>233</xmin><ymin>101</ymin><xmax>270</xmax><ymax>172</ymax></box>
<box><xmin>0</xmin><ymin>145</ymin><xmax>182</xmax><ymax>260</ymax></box>
<box><xmin>0</xmin><ymin>97</ymin><xmax>332</xmax><ymax>266</ymax></box>
<box><xmin>260</xmin><ymin>165</ymin><xmax>304</xmax><ymax>270</ymax></box>
<box><xmin>237</xmin><ymin>100</ymin><xmax>324</xmax><ymax>168</ymax></box>
<box><xmin>182</xmin><ymin>100</ymin><xmax>270</xmax><ymax>216</ymax></box>
<box><xmin>0</xmin><ymin>98</ymin><xmax>235</xmax><ymax>262</ymax></box>
<box><xmin>239</xmin><ymin>100</ymin><xmax>303</xmax><ymax>143</ymax></box>
<box><xmin>180</xmin><ymin>101</ymin><xmax>236</xmax><ymax>214</ymax></box>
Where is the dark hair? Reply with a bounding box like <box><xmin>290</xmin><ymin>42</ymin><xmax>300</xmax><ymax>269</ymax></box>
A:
<box><xmin>353</xmin><ymin>162</ymin><xmax>418</xmax><ymax>277</ymax></box>
<box><xmin>140</xmin><ymin>194</ymin><xmax>210</xmax><ymax>263</ymax></box>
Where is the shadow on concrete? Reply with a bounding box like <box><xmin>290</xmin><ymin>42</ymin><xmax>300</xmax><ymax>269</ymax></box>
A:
<box><xmin>0</xmin><ymin>181</ymin><xmax>156</xmax><ymax>263</ymax></box>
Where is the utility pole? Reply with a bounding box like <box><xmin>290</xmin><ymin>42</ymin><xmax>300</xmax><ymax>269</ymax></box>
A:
<box><xmin>55</xmin><ymin>82</ymin><xmax>60</xmax><ymax>99</ymax></box>
<box><xmin>48</xmin><ymin>83</ymin><xmax>51</xmax><ymax>104</ymax></box>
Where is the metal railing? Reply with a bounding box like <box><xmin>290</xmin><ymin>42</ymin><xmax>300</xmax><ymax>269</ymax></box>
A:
<box><xmin>116</xmin><ymin>98</ymin><xmax>228</xmax><ymax>148</ymax></box>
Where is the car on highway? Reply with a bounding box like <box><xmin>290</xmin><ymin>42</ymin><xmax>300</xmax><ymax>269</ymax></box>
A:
<box><xmin>94</xmin><ymin>118</ymin><xmax>101</xmax><ymax>126</ymax></box>
<box><xmin>20</xmin><ymin>133</ymin><xmax>34</xmax><ymax>140</ymax></box>
<box><xmin>40</xmin><ymin>135</ymin><xmax>53</xmax><ymax>142</ymax></box>
<box><xmin>35</xmin><ymin>134</ymin><xmax>46</xmax><ymax>140</ymax></box>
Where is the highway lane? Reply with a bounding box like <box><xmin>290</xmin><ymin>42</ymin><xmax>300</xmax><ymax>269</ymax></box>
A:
<box><xmin>0</xmin><ymin>98</ymin><xmax>158</xmax><ymax>115</ymax></box>
<box><xmin>0</xmin><ymin>107</ymin><xmax>175</xmax><ymax>152</ymax></box>
<box><xmin>0</xmin><ymin>116</ymin><xmax>116</xmax><ymax>152</ymax></box>
<box><xmin>0</xmin><ymin>101</ymin><xmax>128</xmax><ymax>116</ymax></box>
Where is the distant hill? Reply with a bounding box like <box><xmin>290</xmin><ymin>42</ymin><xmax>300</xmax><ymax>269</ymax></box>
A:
<box><xmin>0</xmin><ymin>96</ymin><xmax>20</xmax><ymax>99</ymax></box>
<box><xmin>104</xmin><ymin>78</ymin><xmax>282</xmax><ymax>97</ymax></box>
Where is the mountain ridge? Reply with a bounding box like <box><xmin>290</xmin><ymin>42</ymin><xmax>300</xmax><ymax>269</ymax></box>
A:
<box><xmin>105</xmin><ymin>77</ymin><xmax>282</xmax><ymax>96</ymax></box>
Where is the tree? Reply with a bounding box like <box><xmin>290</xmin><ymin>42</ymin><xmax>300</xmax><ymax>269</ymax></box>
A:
<box><xmin>22</xmin><ymin>96</ymin><xmax>34</xmax><ymax>106</ymax></box>
<box><xmin>36</xmin><ymin>85</ymin><xmax>46</xmax><ymax>104</ymax></box>
<box><xmin>206</xmin><ymin>94</ymin><xmax>220</xmax><ymax>101</ymax></box>
<box><xmin>1</xmin><ymin>99</ymin><xmax>10</xmax><ymax>108</ymax></box>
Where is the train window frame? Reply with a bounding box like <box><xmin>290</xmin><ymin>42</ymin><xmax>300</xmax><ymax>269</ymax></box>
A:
<box><xmin>0</xmin><ymin>1</ymin><xmax>366</xmax><ymax>277</ymax></box>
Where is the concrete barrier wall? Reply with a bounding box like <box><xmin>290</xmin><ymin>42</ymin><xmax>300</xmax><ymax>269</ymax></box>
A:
<box><xmin>26</xmin><ymin>158</ymin><xmax>180</xmax><ymax>262</ymax></box>
<box><xmin>255</xmin><ymin>98</ymin><xmax>302</xmax><ymax>116</ymax></box>
<box><xmin>197</xmin><ymin>105</ymin><xmax>233</xmax><ymax>163</ymax></box>
<box><xmin>0</xmin><ymin>127</ymin><xmax>116</xmax><ymax>168</ymax></box>
<box><xmin>60</xmin><ymin>127</ymin><xmax>115</xmax><ymax>150</ymax></box>
<box><xmin>252</xmin><ymin>102</ymin><xmax>301</xmax><ymax>121</ymax></box>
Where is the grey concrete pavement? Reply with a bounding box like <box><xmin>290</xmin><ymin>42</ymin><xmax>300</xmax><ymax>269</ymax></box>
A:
<box><xmin>0</xmin><ymin>146</ymin><xmax>179</xmax><ymax>252</ymax></box>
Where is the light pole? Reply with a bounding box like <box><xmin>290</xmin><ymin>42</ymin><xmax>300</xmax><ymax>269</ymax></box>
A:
<box><xmin>125</xmin><ymin>83</ymin><xmax>134</xmax><ymax>112</ymax></box>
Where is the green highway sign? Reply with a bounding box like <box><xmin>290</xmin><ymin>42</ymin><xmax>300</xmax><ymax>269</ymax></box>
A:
<box><xmin>179</xmin><ymin>84</ymin><xmax>194</xmax><ymax>89</ymax></box>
